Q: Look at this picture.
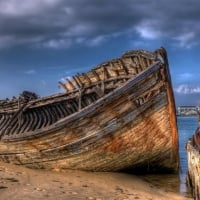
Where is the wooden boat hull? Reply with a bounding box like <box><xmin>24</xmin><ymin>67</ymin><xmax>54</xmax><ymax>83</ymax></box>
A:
<box><xmin>0</xmin><ymin>48</ymin><xmax>179</xmax><ymax>172</ymax></box>
<box><xmin>186</xmin><ymin>128</ymin><xmax>200</xmax><ymax>199</ymax></box>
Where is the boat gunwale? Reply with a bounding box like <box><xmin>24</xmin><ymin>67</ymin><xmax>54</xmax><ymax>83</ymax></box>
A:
<box><xmin>0</xmin><ymin>75</ymin><xmax>133</xmax><ymax>113</ymax></box>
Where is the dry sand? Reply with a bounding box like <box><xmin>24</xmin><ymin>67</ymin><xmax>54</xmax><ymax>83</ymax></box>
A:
<box><xmin>0</xmin><ymin>162</ymin><xmax>192</xmax><ymax>200</ymax></box>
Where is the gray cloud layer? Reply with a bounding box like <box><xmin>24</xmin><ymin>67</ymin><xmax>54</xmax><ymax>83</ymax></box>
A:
<box><xmin>0</xmin><ymin>0</ymin><xmax>200</xmax><ymax>49</ymax></box>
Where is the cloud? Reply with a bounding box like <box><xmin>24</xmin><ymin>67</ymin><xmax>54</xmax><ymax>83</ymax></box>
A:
<box><xmin>24</xmin><ymin>70</ymin><xmax>36</xmax><ymax>74</ymax></box>
<box><xmin>87</xmin><ymin>35</ymin><xmax>107</xmax><ymax>46</ymax></box>
<box><xmin>135</xmin><ymin>20</ymin><xmax>162</xmax><ymax>40</ymax></box>
<box><xmin>174</xmin><ymin>84</ymin><xmax>200</xmax><ymax>94</ymax></box>
<box><xmin>175</xmin><ymin>73</ymin><xmax>200</xmax><ymax>85</ymax></box>
<box><xmin>41</xmin><ymin>39</ymin><xmax>72</xmax><ymax>49</ymax></box>
<box><xmin>0</xmin><ymin>0</ymin><xmax>200</xmax><ymax>49</ymax></box>
<box><xmin>177</xmin><ymin>73</ymin><xmax>194</xmax><ymax>82</ymax></box>
<box><xmin>174</xmin><ymin>32</ymin><xmax>198</xmax><ymax>48</ymax></box>
<box><xmin>0</xmin><ymin>0</ymin><xmax>62</xmax><ymax>16</ymax></box>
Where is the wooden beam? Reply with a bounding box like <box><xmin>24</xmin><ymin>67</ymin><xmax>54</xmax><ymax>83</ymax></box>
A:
<box><xmin>66</xmin><ymin>78</ymin><xmax>76</xmax><ymax>91</ymax></box>
<box><xmin>119</xmin><ymin>59</ymin><xmax>129</xmax><ymax>75</ymax></box>
<box><xmin>73</xmin><ymin>76</ymin><xmax>82</xmax><ymax>88</ymax></box>
<box><xmin>58</xmin><ymin>81</ymin><xmax>68</xmax><ymax>92</ymax></box>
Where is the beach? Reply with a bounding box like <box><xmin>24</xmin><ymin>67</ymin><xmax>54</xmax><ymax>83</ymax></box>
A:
<box><xmin>0</xmin><ymin>161</ymin><xmax>192</xmax><ymax>200</ymax></box>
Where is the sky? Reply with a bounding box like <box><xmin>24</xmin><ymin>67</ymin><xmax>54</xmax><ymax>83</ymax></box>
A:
<box><xmin>0</xmin><ymin>0</ymin><xmax>200</xmax><ymax>106</ymax></box>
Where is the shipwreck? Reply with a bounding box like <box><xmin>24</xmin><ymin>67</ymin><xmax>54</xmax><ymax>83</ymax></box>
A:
<box><xmin>186</xmin><ymin>114</ymin><xmax>200</xmax><ymax>199</ymax></box>
<box><xmin>0</xmin><ymin>47</ymin><xmax>179</xmax><ymax>172</ymax></box>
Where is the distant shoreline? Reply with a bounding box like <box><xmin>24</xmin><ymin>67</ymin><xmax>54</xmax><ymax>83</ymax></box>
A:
<box><xmin>176</xmin><ymin>114</ymin><xmax>197</xmax><ymax>116</ymax></box>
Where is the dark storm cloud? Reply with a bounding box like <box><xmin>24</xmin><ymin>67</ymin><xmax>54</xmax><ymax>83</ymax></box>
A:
<box><xmin>0</xmin><ymin>0</ymin><xmax>200</xmax><ymax>49</ymax></box>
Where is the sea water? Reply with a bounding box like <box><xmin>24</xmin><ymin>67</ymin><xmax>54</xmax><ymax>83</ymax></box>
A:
<box><xmin>178</xmin><ymin>116</ymin><xmax>198</xmax><ymax>195</ymax></box>
<box><xmin>140</xmin><ymin>115</ymin><xmax>198</xmax><ymax>197</ymax></box>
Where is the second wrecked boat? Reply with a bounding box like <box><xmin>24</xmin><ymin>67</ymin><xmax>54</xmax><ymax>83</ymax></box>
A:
<box><xmin>186</xmin><ymin>113</ymin><xmax>200</xmax><ymax>199</ymax></box>
<box><xmin>0</xmin><ymin>47</ymin><xmax>179</xmax><ymax>172</ymax></box>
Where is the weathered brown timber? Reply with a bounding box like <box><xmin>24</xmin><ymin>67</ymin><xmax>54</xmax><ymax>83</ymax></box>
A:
<box><xmin>0</xmin><ymin>47</ymin><xmax>179</xmax><ymax>172</ymax></box>
<box><xmin>186</xmin><ymin>121</ymin><xmax>200</xmax><ymax>199</ymax></box>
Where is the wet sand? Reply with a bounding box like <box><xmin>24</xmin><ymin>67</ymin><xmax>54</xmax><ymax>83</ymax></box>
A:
<box><xmin>0</xmin><ymin>161</ymin><xmax>192</xmax><ymax>200</ymax></box>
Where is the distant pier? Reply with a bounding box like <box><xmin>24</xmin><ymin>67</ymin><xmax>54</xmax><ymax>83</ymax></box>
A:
<box><xmin>176</xmin><ymin>106</ymin><xmax>198</xmax><ymax>116</ymax></box>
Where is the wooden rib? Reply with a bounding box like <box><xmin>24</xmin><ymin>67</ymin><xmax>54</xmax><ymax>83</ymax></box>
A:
<box><xmin>50</xmin><ymin>105</ymin><xmax>60</xmax><ymax>122</ymax></box>
<box><xmin>146</xmin><ymin>58</ymin><xmax>152</xmax><ymax>67</ymax></box>
<box><xmin>54</xmin><ymin>104</ymin><xmax>65</xmax><ymax>119</ymax></box>
<box><xmin>58</xmin><ymin>81</ymin><xmax>68</xmax><ymax>91</ymax></box>
<box><xmin>103</xmin><ymin>66</ymin><xmax>110</xmax><ymax>80</ymax></box>
<box><xmin>65</xmin><ymin>78</ymin><xmax>76</xmax><ymax>91</ymax></box>
<box><xmin>44</xmin><ymin>107</ymin><xmax>55</xmax><ymax>126</ymax></box>
<box><xmin>81</xmin><ymin>96</ymin><xmax>88</xmax><ymax>108</ymax></box>
<box><xmin>35</xmin><ymin>108</ymin><xmax>45</xmax><ymax>130</ymax></box>
<box><xmin>22</xmin><ymin>111</ymin><xmax>34</xmax><ymax>133</ymax></box>
<box><xmin>78</xmin><ymin>90</ymin><xmax>82</xmax><ymax>111</ymax></box>
<box><xmin>42</xmin><ymin>108</ymin><xmax>53</xmax><ymax>127</ymax></box>
<box><xmin>2</xmin><ymin>104</ymin><xmax>27</xmax><ymax>132</ymax></box>
<box><xmin>113</xmin><ymin>62</ymin><xmax>121</xmax><ymax>77</ymax></box>
<box><xmin>129</xmin><ymin>56</ymin><xmax>137</xmax><ymax>67</ymax></box>
<box><xmin>84</xmin><ymin>73</ymin><xmax>92</xmax><ymax>85</ymax></box>
<box><xmin>137</xmin><ymin>55</ymin><xmax>144</xmax><ymax>70</ymax></box>
<box><xmin>45</xmin><ymin>107</ymin><xmax>55</xmax><ymax>125</ymax></box>
<box><xmin>26</xmin><ymin>109</ymin><xmax>40</xmax><ymax>131</ymax></box>
<box><xmin>81</xmin><ymin>96</ymin><xmax>88</xmax><ymax>107</ymax></box>
<box><xmin>128</xmin><ymin>57</ymin><xmax>134</xmax><ymax>68</ymax></box>
<box><xmin>65</xmin><ymin>101</ymin><xmax>75</xmax><ymax>114</ymax></box>
<box><xmin>109</xmin><ymin>62</ymin><xmax>119</xmax><ymax>77</ymax></box>
<box><xmin>18</xmin><ymin>112</ymin><xmax>31</xmax><ymax>134</ymax></box>
<box><xmin>137</xmin><ymin>56</ymin><xmax>144</xmax><ymax>72</ymax></box>
<box><xmin>0</xmin><ymin>114</ymin><xmax>11</xmax><ymax>132</ymax></box>
<box><xmin>71</xmin><ymin>100</ymin><xmax>78</xmax><ymax>113</ymax></box>
<box><xmin>40</xmin><ymin>107</ymin><xmax>49</xmax><ymax>128</ymax></box>
<box><xmin>8</xmin><ymin>114</ymin><xmax>23</xmax><ymax>135</ymax></box>
<box><xmin>1</xmin><ymin>115</ymin><xmax>15</xmax><ymax>136</ymax></box>
<box><xmin>142</xmin><ymin>57</ymin><xmax>148</xmax><ymax>69</ymax></box>
<box><xmin>118</xmin><ymin>59</ymin><xmax>129</xmax><ymax>75</ymax></box>
<box><xmin>92</xmin><ymin>70</ymin><xmax>101</xmax><ymax>81</ymax></box>
<box><xmin>73</xmin><ymin>76</ymin><xmax>82</xmax><ymax>89</ymax></box>
<box><xmin>0</xmin><ymin>114</ymin><xmax>7</xmax><ymax>131</ymax></box>
<box><xmin>74</xmin><ymin>75</ymin><xmax>84</xmax><ymax>88</ymax></box>
<box><xmin>0</xmin><ymin>115</ymin><xmax>5</xmax><ymax>126</ymax></box>
<box><xmin>58</xmin><ymin>104</ymin><xmax>69</xmax><ymax>117</ymax></box>
<box><xmin>38</xmin><ymin>108</ymin><xmax>47</xmax><ymax>129</ymax></box>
